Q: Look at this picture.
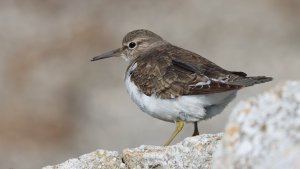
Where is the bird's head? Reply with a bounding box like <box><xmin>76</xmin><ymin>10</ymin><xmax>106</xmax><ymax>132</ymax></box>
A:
<box><xmin>91</xmin><ymin>29</ymin><xmax>166</xmax><ymax>62</ymax></box>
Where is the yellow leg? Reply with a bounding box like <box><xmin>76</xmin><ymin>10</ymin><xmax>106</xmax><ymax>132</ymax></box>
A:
<box><xmin>163</xmin><ymin>119</ymin><xmax>184</xmax><ymax>146</ymax></box>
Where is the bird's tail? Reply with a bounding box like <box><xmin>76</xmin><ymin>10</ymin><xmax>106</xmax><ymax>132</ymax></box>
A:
<box><xmin>228</xmin><ymin>76</ymin><xmax>273</xmax><ymax>87</ymax></box>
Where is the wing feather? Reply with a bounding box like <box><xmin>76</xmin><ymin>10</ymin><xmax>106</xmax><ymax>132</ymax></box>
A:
<box><xmin>130</xmin><ymin>49</ymin><xmax>242</xmax><ymax>99</ymax></box>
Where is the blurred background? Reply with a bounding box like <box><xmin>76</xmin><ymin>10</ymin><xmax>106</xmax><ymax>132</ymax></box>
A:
<box><xmin>1</xmin><ymin>0</ymin><xmax>299</xmax><ymax>168</ymax></box>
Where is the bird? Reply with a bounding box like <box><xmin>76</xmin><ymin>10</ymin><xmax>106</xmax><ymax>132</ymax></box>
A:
<box><xmin>91</xmin><ymin>29</ymin><xmax>272</xmax><ymax>146</ymax></box>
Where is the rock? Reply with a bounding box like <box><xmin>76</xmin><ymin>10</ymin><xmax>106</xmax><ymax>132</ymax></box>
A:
<box><xmin>42</xmin><ymin>150</ymin><xmax>126</xmax><ymax>169</ymax></box>
<box><xmin>213</xmin><ymin>81</ymin><xmax>300</xmax><ymax>169</ymax></box>
<box><xmin>43</xmin><ymin>133</ymin><xmax>222</xmax><ymax>169</ymax></box>
<box><xmin>122</xmin><ymin>133</ymin><xmax>223</xmax><ymax>169</ymax></box>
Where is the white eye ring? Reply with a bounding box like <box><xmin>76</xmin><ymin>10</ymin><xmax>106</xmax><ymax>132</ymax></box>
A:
<box><xmin>128</xmin><ymin>42</ymin><xmax>137</xmax><ymax>49</ymax></box>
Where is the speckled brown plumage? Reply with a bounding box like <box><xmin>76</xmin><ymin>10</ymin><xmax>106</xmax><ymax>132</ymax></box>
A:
<box><xmin>128</xmin><ymin>42</ymin><xmax>270</xmax><ymax>99</ymax></box>
<box><xmin>92</xmin><ymin>29</ymin><xmax>272</xmax><ymax>99</ymax></box>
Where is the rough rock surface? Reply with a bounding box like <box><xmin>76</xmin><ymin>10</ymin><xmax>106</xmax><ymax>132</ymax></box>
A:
<box><xmin>122</xmin><ymin>133</ymin><xmax>223</xmax><ymax>169</ymax></box>
<box><xmin>213</xmin><ymin>81</ymin><xmax>300</xmax><ymax>169</ymax></box>
<box><xmin>43</xmin><ymin>133</ymin><xmax>222</xmax><ymax>169</ymax></box>
<box><xmin>43</xmin><ymin>150</ymin><xmax>126</xmax><ymax>169</ymax></box>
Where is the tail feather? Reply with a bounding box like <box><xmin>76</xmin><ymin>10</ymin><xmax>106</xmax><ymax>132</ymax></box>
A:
<box><xmin>228</xmin><ymin>76</ymin><xmax>273</xmax><ymax>87</ymax></box>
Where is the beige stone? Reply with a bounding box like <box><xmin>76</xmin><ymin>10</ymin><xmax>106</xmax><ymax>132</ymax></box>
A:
<box><xmin>213</xmin><ymin>81</ymin><xmax>300</xmax><ymax>169</ymax></box>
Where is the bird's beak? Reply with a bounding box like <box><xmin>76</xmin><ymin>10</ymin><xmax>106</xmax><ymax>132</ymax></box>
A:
<box><xmin>91</xmin><ymin>48</ymin><xmax>122</xmax><ymax>61</ymax></box>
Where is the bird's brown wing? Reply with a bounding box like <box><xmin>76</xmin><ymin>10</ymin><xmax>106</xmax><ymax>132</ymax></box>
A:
<box><xmin>130</xmin><ymin>51</ymin><xmax>242</xmax><ymax>99</ymax></box>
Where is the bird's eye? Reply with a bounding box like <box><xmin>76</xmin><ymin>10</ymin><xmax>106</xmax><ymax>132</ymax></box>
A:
<box><xmin>128</xmin><ymin>42</ymin><xmax>137</xmax><ymax>49</ymax></box>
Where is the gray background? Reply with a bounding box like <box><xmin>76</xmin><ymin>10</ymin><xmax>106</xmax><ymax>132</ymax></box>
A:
<box><xmin>0</xmin><ymin>0</ymin><xmax>299</xmax><ymax>168</ymax></box>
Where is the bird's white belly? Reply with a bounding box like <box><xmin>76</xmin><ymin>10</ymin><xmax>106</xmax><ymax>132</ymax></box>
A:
<box><xmin>125</xmin><ymin>74</ymin><xmax>237</xmax><ymax>123</ymax></box>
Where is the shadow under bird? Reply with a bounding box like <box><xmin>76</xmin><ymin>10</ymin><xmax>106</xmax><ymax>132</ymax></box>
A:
<box><xmin>91</xmin><ymin>29</ymin><xmax>272</xmax><ymax>146</ymax></box>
